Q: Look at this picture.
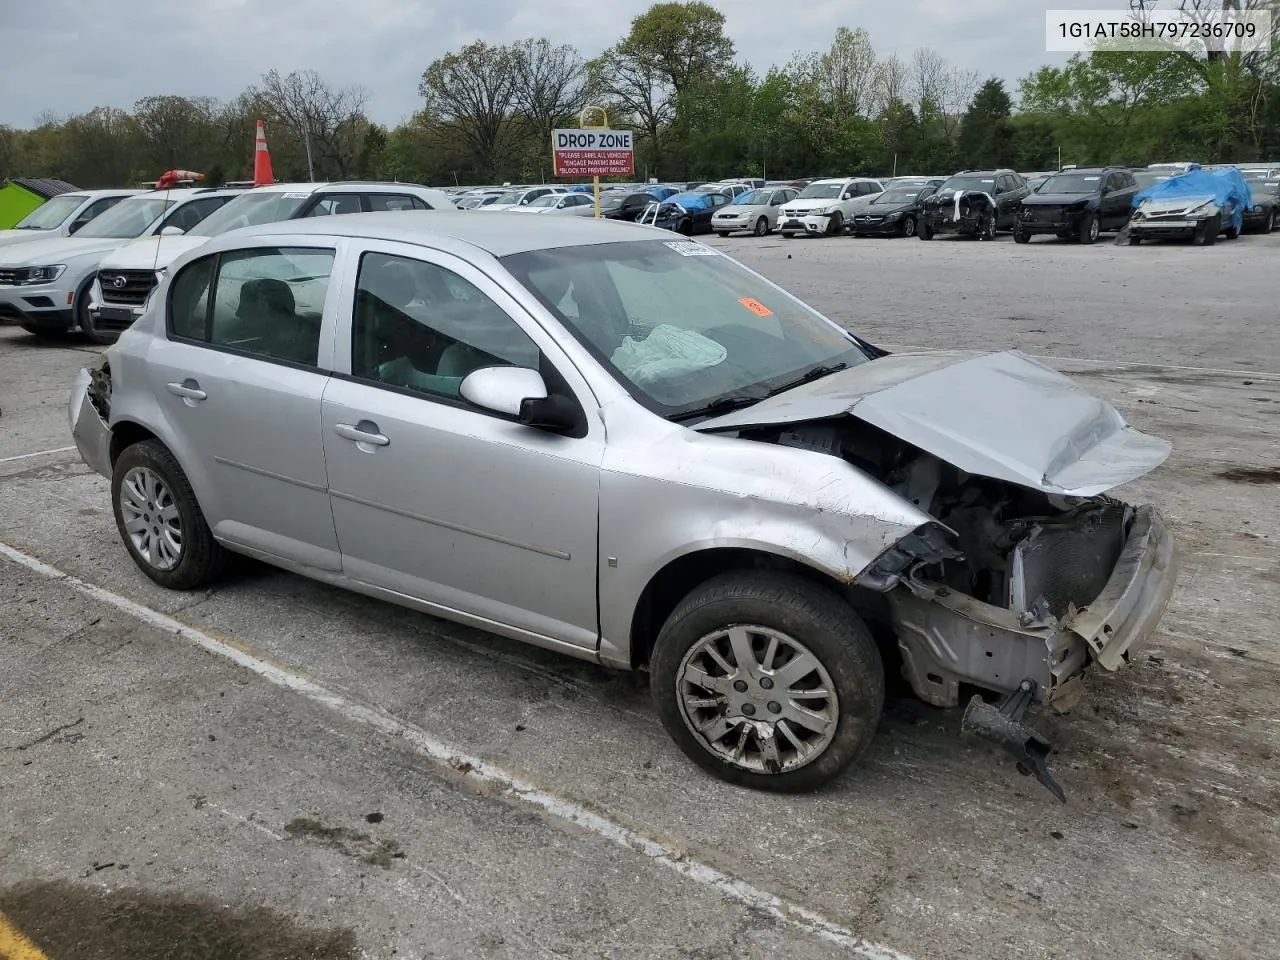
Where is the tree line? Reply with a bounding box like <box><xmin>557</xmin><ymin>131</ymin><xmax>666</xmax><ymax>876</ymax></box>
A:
<box><xmin>2</xmin><ymin>0</ymin><xmax>1278</xmax><ymax>190</ymax></box>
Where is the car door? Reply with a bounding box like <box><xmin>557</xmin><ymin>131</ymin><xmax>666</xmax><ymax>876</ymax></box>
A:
<box><xmin>320</xmin><ymin>242</ymin><xmax>605</xmax><ymax>650</ymax></box>
<box><xmin>1103</xmin><ymin>173</ymin><xmax>1132</xmax><ymax>229</ymax></box>
<box><xmin>144</xmin><ymin>240</ymin><xmax>344</xmax><ymax>571</ymax></box>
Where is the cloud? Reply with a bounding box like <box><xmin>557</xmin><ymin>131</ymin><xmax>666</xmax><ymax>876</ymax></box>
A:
<box><xmin>0</xmin><ymin>0</ymin><xmax>1098</xmax><ymax>128</ymax></box>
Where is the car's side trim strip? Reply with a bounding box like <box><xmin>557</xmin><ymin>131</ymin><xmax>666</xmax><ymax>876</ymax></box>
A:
<box><xmin>328</xmin><ymin>488</ymin><xmax>571</xmax><ymax>561</ymax></box>
<box><xmin>212</xmin><ymin>456</ymin><xmax>328</xmax><ymax>493</ymax></box>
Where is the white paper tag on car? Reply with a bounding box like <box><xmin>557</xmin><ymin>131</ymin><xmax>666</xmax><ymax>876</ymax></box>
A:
<box><xmin>663</xmin><ymin>240</ymin><xmax>718</xmax><ymax>256</ymax></box>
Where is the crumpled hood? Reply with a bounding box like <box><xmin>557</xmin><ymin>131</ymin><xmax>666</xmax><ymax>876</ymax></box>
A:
<box><xmin>98</xmin><ymin>235</ymin><xmax>207</xmax><ymax>271</ymax></box>
<box><xmin>695</xmin><ymin>349</ymin><xmax>1172</xmax><ymax>497</ymax></box>
<box><xmin>0</xmin><ymin>228</ymin><xmax>60</xmax><ymax>249</ymax></box>
<box><xmin>1138</xmin><ymin>196</ymin><xmax>1216</xmax><ymax>215</ymax></box>
<box><xmin>0</xmin><ymin>236</ymin><xmax>130</xmax><ymax>266</ymax></box>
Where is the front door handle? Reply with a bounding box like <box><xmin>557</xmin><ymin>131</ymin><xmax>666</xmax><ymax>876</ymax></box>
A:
<box><xmin>334</xmin><ymin>420</ymin><xmax>390</xmax><ymax>447</ymax></box>
<box><xmin>165</xmin><ymin>379</ymin><xmax>206</xmax><ymax>401</ymax></box>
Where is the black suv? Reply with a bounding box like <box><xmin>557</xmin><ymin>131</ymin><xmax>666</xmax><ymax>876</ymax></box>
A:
<box><xmin>918</xmin><ymin>169</ymin><xmax>1030</xmax><ymax>240</ymax></box>
<box><xmin>1015</xmin><ymin>168</ymin><xmax>1139</xmax><ymax>244</ymax></box>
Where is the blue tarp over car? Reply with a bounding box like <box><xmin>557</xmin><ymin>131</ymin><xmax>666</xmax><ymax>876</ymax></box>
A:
<box><xmin>661</xmin><ymin>191</ymin><xmax>713</xmax><ymax>211</ymax></box>
<box><xmin>1133</xmin><ymin>166</ymin><xmax>1253</xmax><ymax>232</ymax></box>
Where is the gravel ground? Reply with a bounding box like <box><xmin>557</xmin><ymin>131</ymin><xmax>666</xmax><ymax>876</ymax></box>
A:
<box><xmin>0</xmin><ymin>226</ymin><xmax>1277</xmax><ymax>960</ymax></box>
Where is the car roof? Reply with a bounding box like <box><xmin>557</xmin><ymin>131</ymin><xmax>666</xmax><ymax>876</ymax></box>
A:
<box><xmin>218</xmin><ymin>209</ymin><xmax>678</xmax><ymax>257</ymax></box>
<box><xmin>74</xmin><ymin>189</ymin><xmax>145</xmax><ymax>199</ymax></box>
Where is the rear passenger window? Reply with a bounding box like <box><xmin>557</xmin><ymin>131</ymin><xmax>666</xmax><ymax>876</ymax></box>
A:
<box><xmin>204</xmin><ymin>247</ymin><xmax>335</xmax><ymax>366</ymax></box>
<box><xmin>169</xmin><ymin>255</ymin><xmax>216</xmax><ymax>341</ymax></box>
<box><xmin>367</xmin><ymin>194</ymin><xmax>428</xmax><ymax>212</ymax></box>
<box><xmin>303</xmin><ymin>194</ymin><xmax>363</xmax><ymax>217</ymax></box>
<box><xmin>351</xmin><ymin>252</ymin><xmax>540</xmax><ymax>404</ymax></box>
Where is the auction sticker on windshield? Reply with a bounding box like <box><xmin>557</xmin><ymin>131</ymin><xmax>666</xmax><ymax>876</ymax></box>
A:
<box><xmin>738</xmin><ymin>297</ymin><xmax>773</xmax><ymax>317</ymax></box>
<box><xmin>663</xmin><ymin>241</ymin><xmax>718</xmax><ymax>256</ymax></box>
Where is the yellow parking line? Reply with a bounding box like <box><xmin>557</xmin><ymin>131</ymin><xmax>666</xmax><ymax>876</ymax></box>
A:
<box><xmin>0</xmin><ymin>912</ymin><xmax>49</xmax><ymax>960</ymax></box>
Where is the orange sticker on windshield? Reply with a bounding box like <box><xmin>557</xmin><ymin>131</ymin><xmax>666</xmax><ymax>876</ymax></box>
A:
<box><xmin>738</xmin><ymin>297</ymin><xmax>773</xmax><ymax>317</ymax></box>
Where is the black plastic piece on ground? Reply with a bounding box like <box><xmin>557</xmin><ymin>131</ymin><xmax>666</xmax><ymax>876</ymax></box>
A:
<box><xmin>962</xmin><ymin>680</ymin><xmax>1066</xmax><ymax>802</ymax></box>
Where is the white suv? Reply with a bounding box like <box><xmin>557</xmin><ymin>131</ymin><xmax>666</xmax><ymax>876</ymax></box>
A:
<box><xmin>0</xmin><ymin>189</ymin><xmax>141</xmax><ymax>250</ymax></box>
<box><xmin>89</xmin><ymin>182</ymin><xmax>452</xmax><ymax>341</ymax></box>
<box><xmin>777</xmin><ymin>178</ymin><xmax>885</xmax><ymax>237</ymax></box>
<box><xmin>0</xmin><ymin>188</ymin><xmax>243</xmax><ymax>342</ymax></box>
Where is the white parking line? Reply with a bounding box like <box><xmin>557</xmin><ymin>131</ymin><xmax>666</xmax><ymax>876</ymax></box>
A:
<box><xmin>0</xmin><ymin>539</ymin><xmax>914</xmax><ymax>960</ymax></box>
<box><xmin>0</xmin><ymin>446</ymin><xmax>76</xmax><ymax>464</ymax></box>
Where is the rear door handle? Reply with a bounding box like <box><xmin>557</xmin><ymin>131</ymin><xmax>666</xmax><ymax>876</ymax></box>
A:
<box><xmin>165</xmin><ymin>379</ymin><xmax>206</xmax><ymax>401</ymax></box>
<box><xmin>334</xmin><ymin>420</ymin><xmax>390</xmax><ymax>447</ymax></box>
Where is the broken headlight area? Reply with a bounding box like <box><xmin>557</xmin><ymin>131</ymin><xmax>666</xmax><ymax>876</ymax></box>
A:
<box><xmin>751</xmin><ymin>417</ymin><xmax>1175</xmax><ymax>800</ymax></box>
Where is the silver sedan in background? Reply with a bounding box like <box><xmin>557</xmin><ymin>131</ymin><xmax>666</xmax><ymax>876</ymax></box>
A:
<box><xmin>711</xmin><ymin>186</ymin><xmax>799</xmax><ymax>236</ymax></box>
<box><xmin>68</xmin><ymin>212</ymin><xmax>1176</xmax><ymax>799</ymax></box>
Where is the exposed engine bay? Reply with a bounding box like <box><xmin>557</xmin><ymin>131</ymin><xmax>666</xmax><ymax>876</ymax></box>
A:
<box><xmin>921</xmin><ymin>189</ymin><xmax>997</xmax><ymax>235</ymax></box>
<box><xmin>743</xmin><ymin>416</ymin><xmax>1160</xmax><ymax>799</ymax></box>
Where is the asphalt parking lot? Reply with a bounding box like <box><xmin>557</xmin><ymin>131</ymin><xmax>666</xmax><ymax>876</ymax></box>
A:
<box><xmin>2</xmin><ymin>228</ymin><xmax>1278</xmax><ymax>960</ymax></box>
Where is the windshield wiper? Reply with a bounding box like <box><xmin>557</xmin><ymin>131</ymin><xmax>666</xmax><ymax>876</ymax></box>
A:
<box><xmin>669</xmin><ymin>393</ymin><xmax>766</xmax><ymax>423</ymax></box>
<box><xmin>767</xmin><ymin>362</ymin><xmax>848</xmax><ymax>397</ymax></box>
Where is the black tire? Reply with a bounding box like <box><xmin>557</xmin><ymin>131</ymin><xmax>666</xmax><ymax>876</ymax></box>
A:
<box><xmin>1224</xmin><ymin>219</ymin><xmax>1240</xmax><ymax>240</ymax></box>
<box><xmin>900</xmin><ymin>215</ymin><xmax>916</xmax><ymax>238</ymax></box>
<box><xmin>1128</xmin><ymin>233</ymin><xmax>1143</xmax><ymax>245</ymax></box>
<box><xmin>76</xmin><ymin>283</ymin><xmax>118</xmax><ymax>345</ymax></box>
<box><xmin>651</xmin><ymin>572</ymin><xmax>885</xmax><ymax>792</ymax></box>
<box><xmin>780</xmin><ymin>231</ymin><xmax>794</xmax><ymax>239</ymax></box>
<box><xmin>1013</xmin><ymin>222</ymin><xmax>1030</xmax><ymax>243</ymax></box>
<box><xmin>678</xmin><ymin>218</ymin><xmax>693</xmax><ymax>236</ymax></box>
<box><xmin>1264</xmin><ymin>208</ymin><xmax>1275</xmax><ymax>234</ymax></box>
<box><xmin>753</xmin><ymin>216</ymin><xmax>769</xmax><ymax>237</ymax></box>
<box><xmin>918</xmin><ymin>222</ymin><xmax>934</xmax><ymax>241</ymax></box>
<box><xmin>715</xmin><ymin>231</ymin><xmax>729</xmax><ymax>238</ymax></box>
<box><xmin>825</xmin><ymin>211</ymin><xmax>843</xmax><ymax>236</ymax></box>
<box><xmin>978</xmin><ymin>212</ymin><xmax>997</xmax><ymax>240</ymax></box>
<box><xmin>111</xmin><ymin>439</ymin><xmax>226</xmax><ymax>590</ymax></box>
<box><xmin>1078</xmin><ymin>212</ymin><xmax>1099</xmax><ymax>245</ymax></box>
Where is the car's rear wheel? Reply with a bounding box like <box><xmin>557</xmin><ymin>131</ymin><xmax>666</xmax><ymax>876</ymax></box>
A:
<box><xmin>918</xmin><ymin>222</ymin><xmax>934</xmax><ymax>240</ymax></box>
<box><xmin>1013</xmin><ymin>222</ymin><xmax>1030</xmax><ymax>243</ymax></box>
<box><xmin>900</xmin><ymin>215</ymin><xmax>916</xmax><ymax>238</ymax></box>
<box><xmin>112</xmin><ymin>439</ymin><xmax>226</xmax><ymax>590</ymax></box>
<box><xmin>753</xmin><ymin>216</ymin><xmax>769</xmax><ymax>236</ymax></box>
<box><xmin>651</xmin><ymin>572</ymin><xmax>884</xmax><ymax>792</ymax></box>
<box><xmin>677</xmin><ymin>218</ymin><xmax>693</xmax><ymax>236</ymax></box>
<box><xmin>1264</xmin><ymin>208</ymin><xmax>1276</xmax><ymax>234</ymax></box>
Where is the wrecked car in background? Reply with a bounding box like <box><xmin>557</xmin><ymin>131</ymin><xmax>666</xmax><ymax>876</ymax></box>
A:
<box><xmin>68</xmin><ymin>213</ymin><xmax>1176</xmax><ymax>801</ymax></box>
<box><xmin>919</xmin><ymin>170</ymin><xmax>1029</xmax><ymax>240</ymax></box>
<box><xmin>1128</xmin><ymin>165</ymin><xmax>1252</xmax><ymax>246</ymax></box>
<box><xmin>1014</xmin><ymin>168</ymin><xmax>1139</xmax><ymax>244</ymax></box>
<box><xmin>640</xmin><ymin>190</ymin><xmax>727</xmax><ymax>235</ymax></box>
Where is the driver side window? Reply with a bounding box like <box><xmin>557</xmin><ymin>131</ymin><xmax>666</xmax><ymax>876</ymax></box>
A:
<box><xmin>351</xmin><ymin>252</ymin><xmax>541</xmax><ymax>404</ymax></box>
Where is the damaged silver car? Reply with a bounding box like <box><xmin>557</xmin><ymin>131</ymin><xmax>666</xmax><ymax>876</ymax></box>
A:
<box><xmin>68</xmin><ymin>212</ymin><xmax>1176</xmax><ymax>799</ymax></box>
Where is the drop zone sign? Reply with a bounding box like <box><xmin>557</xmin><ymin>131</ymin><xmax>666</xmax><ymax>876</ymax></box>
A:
<box><xmin>552</xmin><ymin>129</ymin><xmax>635</xmax><ymax>177</ymax></box>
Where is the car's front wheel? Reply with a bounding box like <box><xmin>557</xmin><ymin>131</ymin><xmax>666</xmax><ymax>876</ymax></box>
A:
<box><xmin>77</xmin><ymin>285</ymin><xmax>118</xmax><ymax>346</ymax></box>
<box><xmin>753</xmin><ymin>216</ymin><xmax>769</xmax><ymax>236</ymax></box>
<box><xmin>825</xmin><ymin>211</ymin><xmax>843</xmax><ymax>236</ymax></box>
<box><xmin>651</xmin><ymin>572</ymin><xmax>884</xmax><ymax>792</ymax></box>
<box><xmin>112</xmin><ymin>439</ymin><xmax>226</xmax><ymax>589</ymax></box>
<box><xmin>900</xmin><ymin>215</ymin><xmax>916</xmax><ymax>238</ymax></box>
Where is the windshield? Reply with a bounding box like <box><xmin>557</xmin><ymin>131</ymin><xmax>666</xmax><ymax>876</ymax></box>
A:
<box><xmin>189</xmin><ymin>191</ymin><xmax>312</xmax><ymax>237</ymax></box>
<box><xmin>528</xmin><ymin>195</ymin><xmax>561</xmax><ymax>208</ymax></box>
<box><xmin>733</xmin><ymin>189</ymin><xmax>771</xmax><ymax>205</ymax></box>
<box><xmin>494</xmin><ymin>191</ymin><xmax>525</xmax><ymax>205</ymax></box>
<box><xmin>1244</xmin><ymin>170</ymin><xmax>1275</xmax><ymax>181</ymax></box>
<box><xmin>501</xmin><ymin>239</ymin><xmax>869</xmax><ymax>418</ymax></box>
<box><xmin>1131</xmin><ymin>172</ymin><xmax>1168</xmax><ymax>190</ymax></box>
<box><xmin>941</xmin><ymin>176</ymin><xmax>996</xmax><ymax>192</ymax></box>
<box><xmin>1039</xmin><ymin>173</ymin><xmax>1103</xmax><ymax>193</ymax></box>
<box><xmin>796</xmin><ymin>182</ymin><xmax>843</xmax><ymax>199</ymax></box>
<box><xmin>15</xmin><ymin>194</ymin><xmax>89</xmax><ymax>230</ymax></box>
<box><xmin>76</xmin><ymin>196</ymin><xmax>173</xmax><ymax>238</ymax></box>
<box><xmin>873</xmin><ymin>190</ymin><xmax>921</xmax><ymax>205</ymax></box>
<box><xmin>600</xmin><ymin>194</ymin><xmax>626</xmax><ymax>209</ymax></box>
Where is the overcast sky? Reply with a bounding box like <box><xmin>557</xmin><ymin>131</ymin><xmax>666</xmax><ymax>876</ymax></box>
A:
<box><xmin>0</xmin><ymin>0</ymin><xmax>1118</xmax><ymax>129</ymax></box>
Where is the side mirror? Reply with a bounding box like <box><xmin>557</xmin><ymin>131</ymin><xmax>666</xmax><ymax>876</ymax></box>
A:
<box><xmin>160</xmin><ymin>225</ymin><xmax>185</xmax><ymax>237</ymax></box>
<box><xmin>459</xmin><ymin>366</ymin><xmax>548</xmax><ymax>418</ymax></box>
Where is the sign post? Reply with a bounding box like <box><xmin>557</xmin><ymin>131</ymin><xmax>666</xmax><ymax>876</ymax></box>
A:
<box><xmin>552</xmin><ymin>107</ymin><xmax>634</xmax><ymax>218</ymax></box>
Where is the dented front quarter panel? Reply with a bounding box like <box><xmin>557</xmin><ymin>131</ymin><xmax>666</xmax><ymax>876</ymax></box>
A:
<box><xmin>595</xmin><ymin>400</ymin><xmax>934</xmax><ymax>666</ymax></box>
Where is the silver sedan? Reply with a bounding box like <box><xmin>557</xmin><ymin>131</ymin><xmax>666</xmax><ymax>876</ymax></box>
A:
<box><xmin>69</xmin><ymin>212</ymin><xmax>1177</xmax><ymax>797</ymax></box>
<box><xmin>711</xmin><ymin>187</ymin><xmax>798</xmax><ymax>236</ymax></box>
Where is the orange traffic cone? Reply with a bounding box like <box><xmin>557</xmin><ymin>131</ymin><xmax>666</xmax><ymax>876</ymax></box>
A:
<box><xmin>253</xmin><ymin>120</ymin><xmax>274</xmax><ymax>186</ymax></box>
